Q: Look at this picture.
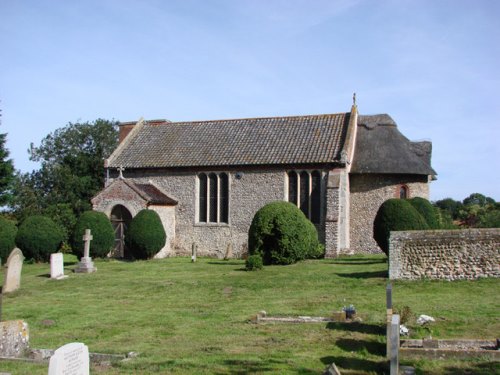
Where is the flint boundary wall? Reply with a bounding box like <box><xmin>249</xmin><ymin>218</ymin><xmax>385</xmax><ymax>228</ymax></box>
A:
<box><xmin>389</xmin><ymin>228</ymin><xmax>500</xmax><ymax>280</ymax></box>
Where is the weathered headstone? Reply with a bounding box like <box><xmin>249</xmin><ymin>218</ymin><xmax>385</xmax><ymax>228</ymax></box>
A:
<box><xmin>191</xmin><ymin>243</ymin><xmax>197</xmax><ymax>263</ymax></box>
<box><xmin>48</xmin><ymin>342</ymin><xmax>89</xmax><ymax>375</ymax></box>
<box><xmin>390</xmin><ymin>314</ymin><xmax>400</xmax><ymax>375</ymax></box>
<box><xmin>0</xmin><ymin>320</ymin><xmax>29</xmax><ymax>358</ymax></box>
<box><xmin>2</xmin><ymin>248</ymin><xmax>24</xmax><ymax>294</ymax></box>
<box><xmin>50</xmin><ymin>253</ymin><xmax>68</xmax><ymax>280</ymax></box>
<box><xmin>74</xmin><ymin>229</ymin><xmax>96</xmax><ymax>273</ymax></box>
<box><xmin>223</xmin><ymin>243</ymin><xmax>233</xmax><ymax>260</ymax></box>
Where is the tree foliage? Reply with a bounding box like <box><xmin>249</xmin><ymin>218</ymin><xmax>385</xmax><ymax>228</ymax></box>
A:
<box><xmin>373</xmin><ymin>199</ymin><xmax>429</xmax><ymax>255</ymax></box>
<box><xmin>15</xmin><ymin>215</ymin><xmax>64</xmax><ymax>262</ymax></box>
<box><xmin>72</xmin><ymin>211</ymin><xmax>115</xmax><ymax>258</ymax></box>
<box><xmin>10</xmin><ymin>119</ymin><xmax>118</xmax><ymax>239</ymax></box>
<box><xmin>0</xmin><ymin>105</ymin><xmax>15</xmax><ymax>206</ymax></box>
<box><xmin>125</xmin><ymin>209</ymin><xmax>166</xmax><ymax>260</ymax></box>
<box><xmin>248</xmin><ymin>201</ymin><xmax>324</xmax><ymax>265</ymax></box>
<box><xmin>408</xmin><ymin>197</ymin><xmax>440</xmax><ymax>229</ymax></box>
<box><xmin>433</xmin><ymin>193</ymin><xmax>498</xmax><ymax>228</ymax></box>
<box><xmin>0</xmin><ymin>216</ymin><xmax>17</xmax><ymax>263</ymax></box>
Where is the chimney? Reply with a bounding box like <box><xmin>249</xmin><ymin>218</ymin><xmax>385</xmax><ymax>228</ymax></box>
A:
<box><xmin>118</xmin><ymin>119</ymin><xmax>167</xmax><ymax>144</ymax></box>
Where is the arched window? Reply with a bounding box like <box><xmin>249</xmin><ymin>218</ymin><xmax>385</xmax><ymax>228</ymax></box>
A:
<box><xmin>287</xmin><ymin>170</ymin><xmax>322</xmax><ymax>224</ymax></box>
<box><xmin>399</xmin><ymin>185</ymin><xmax>409</xmax><ymax>199</ymax></box>
<box><xmin>198</xmin><ymin>172</ymin><xmax>229</xmax><ymax>224</ymax></box>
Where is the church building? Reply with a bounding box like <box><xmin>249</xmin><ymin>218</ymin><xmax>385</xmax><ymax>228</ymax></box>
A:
<box><xmin>92</xmin><ymin>103</ymin><xmax>436</xmax><ymax>258</ymax></box>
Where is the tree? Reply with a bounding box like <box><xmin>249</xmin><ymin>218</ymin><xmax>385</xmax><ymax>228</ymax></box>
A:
<box><xmin>248</xmin><ymin>201</ymin><xmax>323</xmax><ymax>265</ymax></box>
<box><xmin>0</xmin><ymin>104</ymin><xmax>15</xmax><ymax>206</ymax></box>
<box><xmin>11</xmin><ymin>119</ymin><xmax>118</xmax><ymax>237</ymax></box>
<box><xmin>373</xmin><ymin>199</ymin><xmax>429</xmax><ymax>255</ymax></box>
<box><xmin>125</xmin><ymin>209</ymin><xmax>166</xmax><ymax>260</ymax></box>
<box><xmin>15</xmin><ymin>215</ymin><xmax>64</xmax><ymax>262</ymax></box>
<box><xmin>72</xmin><ymin>211</ymin><xmax>114</xmax><ymax>258</ymax></box>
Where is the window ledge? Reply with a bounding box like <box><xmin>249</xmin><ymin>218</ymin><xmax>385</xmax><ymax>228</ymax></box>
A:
<box><xmin>194</xmin><ymin>222</ymin><xmax>230</xmax><ymax>228</ymax></box>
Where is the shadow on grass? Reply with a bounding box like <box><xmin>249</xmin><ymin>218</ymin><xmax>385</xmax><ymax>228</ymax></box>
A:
<box><xmin>207</xmin><ymin>261</ymin><xmax>243</xmax><ymax>266</ymax></box>
<box><xmin>335</xmin><ymin>270</ymin><xmax>388</xmax><ymax>279</ymax></box>
<box><xmin>321</xmin><ymin>356</ymin><xmax>388</xmax><ymax>373</ymax></box>
<box><xmin>326</xmin><ymin>322</ymin><xmax>385</xmax><ymax>335</ymax></box>
<box><xmin>64</xmin><ymin>261</ymin><xmax>77</xmax><ymax>266</ymax></box>
<box><xmin>217</xmin><ymin>359</ymin><xmax>284</xmax><ymax>374</ymax></box>
<box><xmin>335</xmin><ymin>338</ymin><xmax>386</xmax><ymax>356</ymax></box>
<box><xmin>327</xmin><ymin>257</ymin><xmax>387</xmax><ymax>265</ymax></box>
<box><xmin>37</xmin><ymin>273</ymin><xmax>51</xmax><ymax>278</ymax></box>
<box><xmin>440</xmin><ymin>362</ymin><xmax>500</xmax><ymax>375</ymax></box>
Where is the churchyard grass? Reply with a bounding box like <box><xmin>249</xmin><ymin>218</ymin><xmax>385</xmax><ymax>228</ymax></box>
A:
<box><xmin>1</xmin><ymin>255</ymin><xmax>498</xmax><ymax>374</ymax></box>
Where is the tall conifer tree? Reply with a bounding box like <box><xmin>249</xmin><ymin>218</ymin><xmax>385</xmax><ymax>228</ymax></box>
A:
<box><xmin>0</xmin><ymin>104</ymin><xmax>15</xmax><ymax>206</ymax></box>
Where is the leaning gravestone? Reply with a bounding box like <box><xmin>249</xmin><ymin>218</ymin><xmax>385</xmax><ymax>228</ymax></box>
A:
<box><xmin>50</xmin><ymin>253</ymin><xmax>68</xmax><ymax>280</ymax></box>
<box><xmin>2</xmin><ymin>248</ymin><xmax>24</xmax><ymax>294</ymax></box>
<box><xmin>48</xmin><ymin>342</ymin><xmax>89</xmax><ymax>375</ymax></box>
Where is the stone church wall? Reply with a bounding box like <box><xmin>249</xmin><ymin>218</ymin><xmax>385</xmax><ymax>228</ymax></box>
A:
<box><xmin>389</xmin><ymin>229</ymin><xmax>500</xmax><ymax>280</ymax></box>
<box><xmin>124</xmin><ymin>169</ymin><xmax>286</xmax><ymax>258</ymax></box>
<box><xmin>349</xmin><ymin>174</ymin><xmax>430</xmax><ymax>253</ymax></box>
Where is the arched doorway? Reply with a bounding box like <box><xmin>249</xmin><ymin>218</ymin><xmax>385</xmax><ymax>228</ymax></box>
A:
<box><xmin>110</xmin><ymin>205</ymin><xmax>132</xmax><ymax>258</ymax></box>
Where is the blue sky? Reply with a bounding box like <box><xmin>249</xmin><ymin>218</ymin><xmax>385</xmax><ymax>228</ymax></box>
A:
<box><xmin>1</xmin><ymin>0</ymin><xmax>499</xmax><ymax>201</ymax></box>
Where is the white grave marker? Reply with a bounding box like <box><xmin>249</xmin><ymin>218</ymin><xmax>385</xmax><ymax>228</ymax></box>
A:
<box><xmin>48</xmin><ymin>342</ymin><xmax>89</xmax><ymax>375</ymax></box>
<box><xmin>50</xmin><ymin>253</ymin><xmax>68</xmax><ymax>280</ymax></box>
<box><xmin>74</xmin><ymin>229</ymin><xmax>96</xmax><ymax>273</ymax></box>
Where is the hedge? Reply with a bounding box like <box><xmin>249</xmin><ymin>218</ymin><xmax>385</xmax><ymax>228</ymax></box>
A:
<box><xmin>72</xmin><ymin>211</ymin><xmax>115</xmax><ymax>258</ymax></box>
<box><xmin>125</xmin><ymin>209</ymin><xmax>166</xmax><ymax>260</ymax></box>
<box><xmin>248</xmin><ymin>201</ymin><xmax>323</xmax><ymax>265</ymax></box>
<box><xmin>15</xmin><ymin>215</ymin><xmax>64</xmax><ymax>262</ymax></box>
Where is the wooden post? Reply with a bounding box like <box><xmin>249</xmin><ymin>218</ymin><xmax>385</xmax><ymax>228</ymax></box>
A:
<box><xmin>386</xmin><ymin>283</ymin><xmax>393</xmax><ymax>358</ymax></box>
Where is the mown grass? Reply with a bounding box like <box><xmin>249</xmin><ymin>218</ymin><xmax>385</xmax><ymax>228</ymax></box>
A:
<box><xmin>1</xmin><ymin>255</ymin><xmax>498</xmax><ymax>374</ymax></box>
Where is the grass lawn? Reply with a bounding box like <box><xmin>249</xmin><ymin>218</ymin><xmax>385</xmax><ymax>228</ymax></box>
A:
<box><xmin>1</xmin><ymin>254</ymin><xmax>499</xmax><ymax>374</ymax></box>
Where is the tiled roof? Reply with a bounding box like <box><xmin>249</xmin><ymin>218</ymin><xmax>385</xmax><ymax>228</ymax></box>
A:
<box><xmin>133</xmin><ymin>183</ymin><xmax>178</xmax><ymax>205</ymax></box>
<box><xmin>350</xmin><ymin>114</ymin><xmax>436</xmax><ymax>176</ymax></box>
<box><xmin>108</xmin><ymin>113</ymin><xmax>350</xmax><ymax>169</ymax></box>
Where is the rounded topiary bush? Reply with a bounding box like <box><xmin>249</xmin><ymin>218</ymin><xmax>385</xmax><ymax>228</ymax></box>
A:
<box><xmin>408</xmin><ymin>197</ymin><xmax>440</xmax><ymax>229</ymax></box>
<box><xmin>15</xmin><ymin>215</ymin><xmax>64</xmax><ymax>262</ymax></box>
<box><xmin>373</xmin><ymin>199</ymin><xmax>429</xmax><ymax>255</ymax></box>
<box><xmin>125</xmin><ymin>209</ymin><xmax>166</xmax><ymax>260</ymax></box>
<box><xmin>0</xmin><ymin>216</ymin><xmax>18</xmax><ymax>263</ymax></box>
<box><xmin>245</xmin><ymin>254</ymin><xmax>263</xmax><ymax>271</ymax></box>
<box><xmin>248</xmin><ymin>201</ymin><xmax>323</xmax><ymax>265</ymax></box>
<box><xmin>72</xmin><ymin>211</ymin><xmax>115</xmax><ymax>258</ymax></box>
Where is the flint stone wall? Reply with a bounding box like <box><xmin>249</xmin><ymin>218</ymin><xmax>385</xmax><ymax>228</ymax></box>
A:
<box><xmin>389</xmin><ymin>228</ymin><xmax>500</xmax><ymax>280</ymax></box>
<box><xmin>349</xmin><ymin>174</ymin><xmax>430</xmax><ymax>254</ymax></box>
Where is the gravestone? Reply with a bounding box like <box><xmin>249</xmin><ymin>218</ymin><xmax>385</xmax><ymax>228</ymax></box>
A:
<box><xmin>48</xmin><ymin>342</ymin><xmax>89</xmax><ymax>375</ymax></box>
<box><xmin>2</xmin><ymin>248</ymin><xmax>24</xmax><ymax>293</ymax></box>
<box><xmin>223</xmin><ymin>243</ymin><xmax>233</xmax><ymax>260</ymax></box>
<box><xmin>191</xmin><ymin>243</ymin><xmax>197</xmax><ymax>263</ymax></box>
<box><xmin>0</xmin><ymin>320</ymin><xmax>29</xmax><ymax>358</ymax></box>
<box><xmin>50</xmin><ymin>253</ymin><xmax>68</xmax><ymax>280</ymax></box>
<box><xmin>390</xmin><ymin>314</ymin><xmax>400</xmax><ymax>375</ymax></box>
<box><xmin>74</xmin><ymin>229</ymin><xmax>96</xmax><ymax>273</ymax></box>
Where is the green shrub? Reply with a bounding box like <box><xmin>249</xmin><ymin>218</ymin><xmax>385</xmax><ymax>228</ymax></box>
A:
<box><xmin>408</xmin><ymin>197</ymin><xmax>440</xmax><ymax>229</ymax></box>
<box><xmin>72</xmin><ymin>211</ymin><xmax>115</xmax><ymax>258</ymax></box>
<box><xmin>125</xmin><ymin>209</ymin><xmax>166</xmax><ymax>260</ymax></box>
<box><xmin>15</xmin><ymin>215</ymin><xmax>64</xmax><ymax>262</ymax></box>
<box><xmin>0</xmin><ymin>216</ymin><xmax>18</xmax><ymax>263</ymax></box>
<box><xmin>248</xmin><ymin>201</ymin><xmax>323</xmax><ymax>265</ymax></box>
<box><xmin>373</xmin><ymin>199</ymin><xmax>429</xmax><ymax>255</ymax></box>
<box><xmin>245</xmin><ymin>254</ymin><xmax>263</xmax><ymax>271</ymax></box>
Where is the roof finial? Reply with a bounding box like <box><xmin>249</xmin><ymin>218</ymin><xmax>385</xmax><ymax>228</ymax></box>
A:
<box><xmin>353</xmin><ymin>92</ymin><xmax>356</xmax><ymax>106</ymax></box>
<box><xmin>117</xmin><ymin>166</ymin><xmax>125</xmax><ymax>179</ymax></box>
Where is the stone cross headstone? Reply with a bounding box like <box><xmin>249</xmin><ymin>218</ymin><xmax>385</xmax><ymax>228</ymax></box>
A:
<box><xmin>50</xmin><ymin>253</ymin><xmax>68</xmax><ymax>280</ymax></box>
<box><xmin>390</xmin><ymin>314</ymin><xmax>400</xmax><ymax>375</ymax></box>
<box><xmin>2</xmin><ymin>248</ymin><xmax>24</xmax><ymax>294</ymax></box>
<box><xmin>48</xmin><ymin>342</ymin><xmax>89</xmax><ymax>375</ymax></box>
<box><xmin>74</xmin><ymin>229</ymin><xmax>96</xmax><ymax>273</ymax></box>
<box><xmin>191</xmin><ymin>243</ymin><xmax>197</xmax><ymax>263</ymax></box>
